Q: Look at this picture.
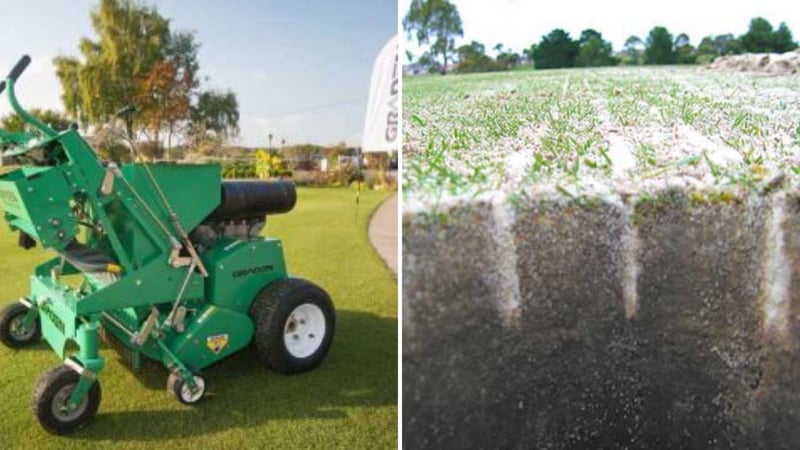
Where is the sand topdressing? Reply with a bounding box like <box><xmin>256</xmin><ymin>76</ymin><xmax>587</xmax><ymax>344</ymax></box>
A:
<box><xmin>404</xmin><ymin>66</ymin><xmax>800</xmax><ymax>210</ymax></box>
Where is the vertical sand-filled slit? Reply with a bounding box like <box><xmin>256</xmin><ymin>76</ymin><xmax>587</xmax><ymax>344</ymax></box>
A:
<box><xmin>489</xmin><ymin>194</ymin><xmax>520</xmax><ymax>325</ymax></box>
<box><xmin>585</xmin><ymin>80</ymin><xmax>637</xmax><ymax>178</ymax></box>
<box><xmin>763</xmin><ymin>193</ymin><xmax>790</xmax><ymax>338</ymax></box>
<box><xmin>619</xmin><ymin>201</ymin><xmax>641</xmax><ymax>319</ymax></box>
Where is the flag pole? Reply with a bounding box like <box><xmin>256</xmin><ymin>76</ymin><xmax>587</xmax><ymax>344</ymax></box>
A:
<box><xmin>354</xmin><ymin>147</ymin><xmax>362</xmax><ymax>225</ymax></box>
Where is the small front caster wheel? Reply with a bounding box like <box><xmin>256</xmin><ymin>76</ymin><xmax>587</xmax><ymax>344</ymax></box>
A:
<box><xmin>168</xmin><ymin>372</ymin><xmax>206</xmax><ymax>405</ymax></box>
<box><xmin>0</xmin><ymin>302</ymin><xmax>40</xmax><ymax>349</ymax></box>
<box><xmin>32</xmin><ymin>365</ymin><xmax>101</xmax><ymax>435</ymax></box>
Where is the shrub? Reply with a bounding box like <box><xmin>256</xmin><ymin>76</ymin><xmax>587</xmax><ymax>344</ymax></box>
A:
<box><xmin>222</xmin><ymin>161</ymin><xmax>257</xmax><ymax>179</ymax></box>
<box><xmin>293</xmin><ymin>170</ymin><xmax>332</xmax><ymax>186</ymax></box>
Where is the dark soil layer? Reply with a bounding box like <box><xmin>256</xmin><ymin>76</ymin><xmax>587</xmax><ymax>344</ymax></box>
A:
<box><xmin>404</xmin><ymin>190</ymin><xmax>800</xmax><ymax>449</ymax></box>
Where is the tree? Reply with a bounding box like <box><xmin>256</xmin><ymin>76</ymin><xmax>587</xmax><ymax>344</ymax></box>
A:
<box><xmin>53</xmin><ymin>0</ymin><xmax>234</xmax><ymax>155</ymax></box>
<box><xmin>456</xmin><ymin>41</ymin><xmax>498</xmax><ymax>73</ymax></box>
<box><xmin>496</xmin><ymin>50</ymin><xmax>521</xmax><ymax>70</ymax></box>
<box><xmin>1</xmin><ymin>109</ymin><xmax>72</xmax><ymax>133</ymax></box>
<box><xmin>522</xmin><ymin>44</ymin><xmax>537</xmax><ymax>65</ymax></box>
<box><xmin>455</xmin><ymin>40</ymin><xmax>500</xmax><ymax>73</ymax></box>
<box><xmin>532</xmin><ymin>29</ymin><xmax>578</xmax><ymax>69</ymax></box>
<box><xmin>740</xmin><ymin>18</ymin><xmax>798</xmax><ymax>53</ymax></box>
<box><xmin>190</xmin><ymin>90</ymin><xmax>240</xmax><ymax>145</ymax></box>
<box><xmin>696</xmin><ymin>34</ymin><xmax>743</xmax><ymax>63</ymax></box>
<box><xmin>644</xmin><ymin>26</ymin><xmax>676</xmax><ymax>64</ymax></box>
<box><xmin>673</xmin><ymin>33</ymin><xmax>697</xmax><ymax>64</ymax></box>
<box><xmin>137</xmin><ymin>31</ymin><xmax>201</xmax><ymax>155</ymax></box>
<box><xmin>54</xmin><ymin>0</ymin><xmax>170</xmax><ymax>138</ymax></box>
<box><xmin>773</xmin><ymin>22</ymin><xmax>798</xmax><ymax>53</ymax></box>
<box><xmin>53</xmin><ymin>57</ymin><xmax>85</xmax><ymax>128</ymax></box>
<box><xmin>623</xmin><ymin>35</ymin><xmax>644</xmax><ymax>65</ymax></box>
<box><xmin>403</xmin><ymin>0</ymin><xmax>463</xmax><ymax>74</ymax></box>
<box><xmin>417</xmin><ymin>51</ymin><xmax>441</xmax><ymax>73</ymax></box>
<box><xmin>741</xmin><ymin>17</ymin><xmax>775</xmax><ymax>53</ymax></box>
<box><xmin>575</xmin><ymin>29</ymin><xmax>616</xmax><ymax>67</ymax></box>
<box><xmin>674</xmin><ymin>33</ymin><xmax>690</xmax><ymax>49</ymax></box>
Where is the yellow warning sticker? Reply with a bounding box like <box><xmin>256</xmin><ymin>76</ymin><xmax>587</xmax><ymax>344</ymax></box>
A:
<box><xmin>206</xmin><ymin>334</ymin><xmax>229</xmax><ymax>354</ymax></box>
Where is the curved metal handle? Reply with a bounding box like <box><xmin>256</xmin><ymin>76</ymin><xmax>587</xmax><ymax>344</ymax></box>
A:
<box><xmin>8</xmin><ymin>55</ymin><xmax>31</xmax><ymax>82</ymax></box>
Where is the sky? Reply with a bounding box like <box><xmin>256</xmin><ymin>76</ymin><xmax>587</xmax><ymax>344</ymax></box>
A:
<box><xmin>0</xmin><ymin>0</ymin><xmax>396</xmax><ymax>148</ymax></box>
<box><xmin>400</xmin><ymin>0</ymin><xmax>800</xmax><ymax>59</ymax></box>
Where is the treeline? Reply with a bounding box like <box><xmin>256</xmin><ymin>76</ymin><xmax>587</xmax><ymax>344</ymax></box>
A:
<box><xmin>461</xmin><ymin>17</ymin><xmax>797</xmax><ymax>73</ymax></box>
<box><xmin>404</xmin><ymin>0</ymin><xmax>798</xmax><ymax>74</ymax></box>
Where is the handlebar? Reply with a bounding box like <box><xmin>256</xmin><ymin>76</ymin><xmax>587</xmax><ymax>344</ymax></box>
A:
<box><xmin>0</xmin><ymin>55</ymin><xmax>57</xmax><ymax>138</ymax></box>
<box><xmin>0</xmin><ymin>55</ymin><xmax>30</xmax><ymax>96</ymax></box>
<box><xmin>8</xmin><ymin>55</ymin><xmax>31</xmax><ymax>83</ymax></box>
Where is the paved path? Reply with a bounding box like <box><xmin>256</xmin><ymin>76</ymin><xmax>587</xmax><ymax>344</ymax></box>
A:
<box><xmin>368</xmin><ymin>194</ymin><xmax>398</xmax><ymax>276</ymax></box>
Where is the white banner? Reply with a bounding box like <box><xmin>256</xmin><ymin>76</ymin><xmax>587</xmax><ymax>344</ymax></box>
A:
<box><xmin>362</xmin><ymin>35</ymin><xmax>398</xmax><ymax>153</ymax></box>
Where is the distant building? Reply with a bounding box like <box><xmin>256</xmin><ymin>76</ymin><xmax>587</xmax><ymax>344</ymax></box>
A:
<box><xmin>283</xmin><ymin>154</ymin><xmax>326</xmax><ymax>171</ymax></box>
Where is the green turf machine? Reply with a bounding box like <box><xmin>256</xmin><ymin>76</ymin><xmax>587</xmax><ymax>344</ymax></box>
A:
<box><xmin>0</xmin><ymin>55</ymin><xmax>335</xmax><ymax>435</ymax></box>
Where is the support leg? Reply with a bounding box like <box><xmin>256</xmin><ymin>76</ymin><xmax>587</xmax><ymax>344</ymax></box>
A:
<box><xmin>66</xmin><ymin>320</ymin><xmax>105</xmax><ymax>408</ymax></box>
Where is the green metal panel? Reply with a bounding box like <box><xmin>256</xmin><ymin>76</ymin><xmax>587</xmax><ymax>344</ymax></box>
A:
<box><xmin>169</xmin><ymin>304</ymin><xmax>254</xmax><ymax>371</ymax></box>
<box><xmin>76</xmin><ymin>261</ymin><xmax>205</xmax><ymax>314</ymax></box>
<box><xmin>105</xmin><ymin>197</ymin><xmax>162</xmax><ymax>269</ymax></box>
<box><xmin>203</xmin><ymin>238</ymin><xmax>288</xmax><ymax>313</ymax></box>
<box><xmin>31</xmin><ymin>275</ymin><xmax>78</xmax><ymax>358</ymax></box>
<box><xmin>120</xmin><ymin>163</ymin><xmax>221</xmax><ymax>234</ymax></box>
<box><xmin>0</xmin><ymin>166</ymin><xmax>78</xmax><ymax>249</ymax></box>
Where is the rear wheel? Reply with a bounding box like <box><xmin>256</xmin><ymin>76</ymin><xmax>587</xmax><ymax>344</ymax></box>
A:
<box><xmin>250</xmin><ymin>278</ymin><xmax>335</xmax><ymax>373</ymax></box>
<box><xmin>0</xmin><ymin>302</ymin><xmax>40</xmax><ymax>349</ymax></box>
<box><xmin>32</xmin><ymin>365</ymin><xmax>101</xmax><ymax>435</ymax></box>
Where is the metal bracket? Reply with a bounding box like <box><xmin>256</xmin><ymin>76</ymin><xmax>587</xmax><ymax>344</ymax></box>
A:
<box><xmin>132</xmin><ymin>307</ymin><xmax>159</xmax><ymax>347</ymax></box>
<box><xmin>64</xmin><ymin>356</ymin><xmax>97</xmax><ymax>380</ymax></box>
<box><xmin>50</xmin><ymin>257</ymin><xmax>66</xmax><ymax>281</ymax></box>
<box><xmin>173</xmin><ymin>306</ymin><xmax>187</xmax><ymax>333</ymax></box>
<box><xmin>168</xmin><ymin>246</ymin><xmax>193</xmax><ymax>268</ymax></box>
<box><xmin>100</xmin><ymin>165</ymin><xmax>116</xmax><ymax>196</ymax></box>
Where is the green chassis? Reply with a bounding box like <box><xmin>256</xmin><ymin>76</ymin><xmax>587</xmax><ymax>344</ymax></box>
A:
<box><xmin>0</xmin><ymin>59</ymin><xmax>292</xmax><ymax>416</ymax></box>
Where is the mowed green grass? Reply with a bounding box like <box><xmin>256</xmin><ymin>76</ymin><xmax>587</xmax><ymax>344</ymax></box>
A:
<box><xmin>0</xmin><ymin>187</ymin><xmax>397</xmax><ymax>449</ymax></box>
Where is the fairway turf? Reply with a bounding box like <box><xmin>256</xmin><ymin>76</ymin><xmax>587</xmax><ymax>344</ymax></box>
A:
<box><xmin>0</xmin><ymin>187</ymin><xmax>397</xmax><ymax>449</ymax></box>
<box><xmin>404</xmin><ymin>67</ymin><xmax>800</xmax><ymax>206</ymax></box>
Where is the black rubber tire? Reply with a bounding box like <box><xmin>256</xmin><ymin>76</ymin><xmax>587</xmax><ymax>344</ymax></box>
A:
<box><xmin>32</xmin><ymin>365</ymin><xmax>101</xmax><ymax>435</ymax></box>
<box><xmin>249</xmin><ymin>278</ymin><xmax>335</xmax><ymax>374</ymax></box>
<box><xmin>167</xmin><ymin>371</ymin><xmax>207</xmax><ymax>405</ymax></box>
<box><xmin>0</xmin><ymin>302</ymin><xmax>40</xmax><ymax>349</ymax></box>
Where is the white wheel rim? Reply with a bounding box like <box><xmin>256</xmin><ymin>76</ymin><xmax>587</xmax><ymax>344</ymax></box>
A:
<box><xmin>283</xmin><ymin>303</ymin><xmax>326</xmax><ymax>358</ymax></box>
<box><xmin>180</xmin><ymin>376</ymin><xmax>205</xmax><ymax>403</ymax></box>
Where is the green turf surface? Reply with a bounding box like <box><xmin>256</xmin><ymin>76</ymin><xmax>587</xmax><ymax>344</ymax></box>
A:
<box><xmin>0</xmin><ymin>187</ymin><xmax>397</xmax><ymax>449</ymax></box>
<box><xmin>404</xmin><ymin>67</ymin><xmax>800</xmax><ymax>205</ymax></box>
